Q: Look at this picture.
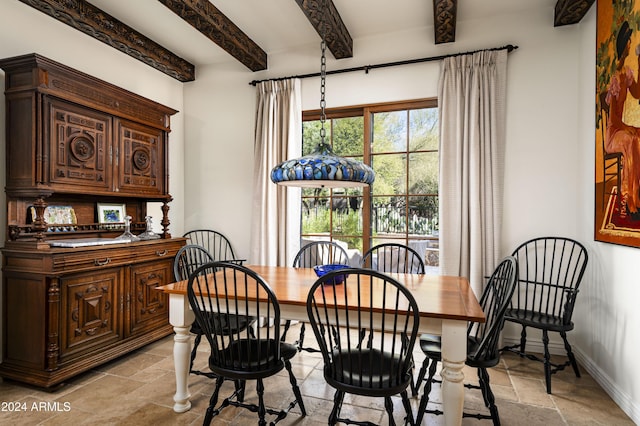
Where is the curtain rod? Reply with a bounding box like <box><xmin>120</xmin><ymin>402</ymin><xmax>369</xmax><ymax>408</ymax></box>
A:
<box><xmin>249</xmin><ymin>44</ymin><xmax>517</xmax><ymax>86</ymax></box>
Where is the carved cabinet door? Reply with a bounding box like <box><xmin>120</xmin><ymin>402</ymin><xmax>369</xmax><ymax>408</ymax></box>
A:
<box><xmin>126</xmin><ymin>259</ymin><xmax>171</xmax><ymax>337</ymax></box>
<box><xmin>45</xmin><ymin>97</ymin><xmax>113</xmax><ymax>194</ymax></box>
<box><xmin>114</xmin><ymin>118</ymin><xmax>165</xmax><ymax>197</ymax></box>
<box><xmin>59</xmin><ymin>269</ymin><xmax>122</xmax><ymax>361</ymax></box>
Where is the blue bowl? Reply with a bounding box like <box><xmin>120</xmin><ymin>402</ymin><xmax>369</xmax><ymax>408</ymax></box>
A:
<box><xmin>313</xmin><ymin>264</ymin><xmax>350</xmax><ymax>284</ymax></box>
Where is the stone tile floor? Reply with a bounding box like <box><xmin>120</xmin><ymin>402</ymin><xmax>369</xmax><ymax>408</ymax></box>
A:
<box><xmin>0</xmin><ymin>328</ymin><xmax>634</xmax><ymax>425</ymax></box>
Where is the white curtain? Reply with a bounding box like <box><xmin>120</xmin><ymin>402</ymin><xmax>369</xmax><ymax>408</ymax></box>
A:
<box><xmin>250</xmin><ymin>79</ymin><xmax>302</xmax><ymax>266</ymax></box>
<box><xmin>438</xmin><ymin>49</ymin><xmax>508</xmax><ymax>296</ymax></box>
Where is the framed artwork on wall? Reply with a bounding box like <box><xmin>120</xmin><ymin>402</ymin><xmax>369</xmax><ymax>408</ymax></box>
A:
<box><xmin>595</xmin><ymin>1</ymin><xmax>640</xmax><ymax>247</ymax></box>
<box><xmin>97</xmin><ymin>203</ymin><xmax>126</xmax><ymax>224</ymax></box>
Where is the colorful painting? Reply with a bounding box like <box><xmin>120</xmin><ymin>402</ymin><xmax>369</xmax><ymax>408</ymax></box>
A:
<box><xmin>97</xmin><ymin>203</ymin><xmax>126</xmax><ymax>224</ymax></box>
<box><xmin>596</xmin><ymin>1</ymin><xmax>640</xmax><ymax>247</ymax></box>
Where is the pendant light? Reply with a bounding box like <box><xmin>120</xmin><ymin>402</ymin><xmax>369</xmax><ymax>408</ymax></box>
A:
<box><xmin>270</xmin><ymin>4</ymin><xmax>375</xmax><ymax>188</ymax></box>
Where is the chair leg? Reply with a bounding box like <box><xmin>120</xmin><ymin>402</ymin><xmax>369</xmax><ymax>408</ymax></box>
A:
<box><xmin>296</xmin><ymin>321</ymin><xmax>306</xmax><ymax>350</ymax></box>
<box><xmin>399</xmin><ymin>389</ymin><xmax>415</xmax><ymax>426</ymax></box>
<box><xmin>204</xmin><ymin>377</ymin><xmax>225</xmax><ymax>426</ymax></box>
<box><xmin>409</xmin><ymin>356</ymin><xmax>418</xmax><ymax>397</ymax></box>
<box><xmin>234</xmin><ymin>380</ymin><xmax>245</xmax><ymax>402</ymax></box>
<box><xmin>329</xmin><ymin>390</ymin><xmax>345</xmax><ymax>426</ymax></box>
<box><xmin>542</xmin><ymin>329</ymin><xmax>552</xmax><ymax>394</ymax></box>
<box><xmin>518</xmin><ymin>325</ymin><xmax>528</xmax><ymax>355</ymax></box>
<box><xmin>478</xmin><ymin>368</ymin><xmax>500</xmax><ymax>426</ymax></box>
<box><xmin>561</xmin><ymin>331</ymin><xmax>581</xmax><ymax>378</ymax></box>
<box><xmin>414</xmin><ymin>357</ymin><xmax>428</xmax><ymax>396</ymax></box>
<box><xmin>284</xmin><ymin>358</ymin><xmax>307</xmax><ymax>415</ymax></box>
<box><xmin>415</xmin><ymin>358</ymin><xmax>438</xmax><ymax>426</ymax></box>
<box><xmin>281</xmin><ymin>320</ymin><xmax>292</xmax><ymax>342</ymax></box>
<box><xmin>189</xmin><ymin>332</ymin><xmax>202</xmax><ymax>373</ymax></box>
<box><xmin>384</xmin><ymin>396</ymin><xmax>397</xmax><ymax>426</ymax></box>
<box><xmin>256</xmin><ymin>378</ymin><xmax>267</xmax><ymax>426</ymax></box>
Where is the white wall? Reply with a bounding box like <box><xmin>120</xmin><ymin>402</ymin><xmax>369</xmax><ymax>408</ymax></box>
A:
<box><xmin>575</xmin><ymin>8</ymin><xmax>640</xmax><ymax>420</ymax></box>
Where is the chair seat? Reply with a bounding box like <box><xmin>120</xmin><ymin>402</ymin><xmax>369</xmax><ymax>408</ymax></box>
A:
<box><xmin>419</xmin><ymin>334</ymin><xmax>500</xmax><ymax>368</ymax></box>
<box><xmin>210</xmin><ymin>339</ymin><xmax>297</xmax><ymax>379</ymax></box>
<box><xmin>325</xmin><ymin>348</ymin><xmax>411</xmax><ymax>396</ymax></box>
<box><xmin>191</xmin><ymin>312</ymin><xmax>255</xmax><ymax>335</ymax></box>
<box><xmin>505</xmin><ymin>308</ymin><xmax>574</xmax><ymax>332</ymax></box>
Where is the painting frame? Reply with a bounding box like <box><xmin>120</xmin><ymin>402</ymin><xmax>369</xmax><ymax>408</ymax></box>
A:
<box><xmin>595</xmin><ymin>1</ymin><xmax>640</xmax><ymax>248</ymax></box>
<box><xmin>97</xmin><ymin>203</ymin><xmax>126</xmax><ymax>224</ymax></box>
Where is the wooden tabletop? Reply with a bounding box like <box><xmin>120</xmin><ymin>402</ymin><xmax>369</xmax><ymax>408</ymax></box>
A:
<box><xmin>157</xmin><ymin>265</ymin><xmax>485</xmax><ymax>323</ymax></box>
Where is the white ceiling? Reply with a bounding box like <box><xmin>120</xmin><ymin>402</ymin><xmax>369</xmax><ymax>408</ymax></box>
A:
<box><xmin>88</xmin><ymin>0</ymin><xmax>556</xmax><ymax>67</ymax></box>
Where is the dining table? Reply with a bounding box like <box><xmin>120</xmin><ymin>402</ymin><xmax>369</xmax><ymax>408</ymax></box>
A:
<box><xmin>156</xmin><ymin>264</ymin><xmax>485</xmax><ymax>426</ymax></box>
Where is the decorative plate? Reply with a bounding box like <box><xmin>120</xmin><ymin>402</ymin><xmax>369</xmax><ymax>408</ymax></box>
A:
<box><xmin>30</xmin><ymin>205</ymin><xmax>77</xmax><ymax>231</ymax></box>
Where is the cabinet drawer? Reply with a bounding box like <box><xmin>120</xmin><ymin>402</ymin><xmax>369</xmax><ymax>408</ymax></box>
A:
<box><xmin>51</xmin><ymin>240</ymin><xmax>182</xmax><ymax>272</ymax></box>
<box><xmin>53</xmin><ymin>249</ymin><xmax>137</xmax><ymax>271</ymax></box>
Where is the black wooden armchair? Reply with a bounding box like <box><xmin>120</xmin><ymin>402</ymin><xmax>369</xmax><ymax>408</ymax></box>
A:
<box><xmin>187</xmin><ymin>261</ymin><xmax>306</xmax><ymax>425</ymax></box>
<box><xmin>306</xmin><ymin>268</ymin><xmax>420</xmax><ymax>425</ymax></box>
<box><xmin>174</xmin><ymin>244</ymin><xmax>255</xmax><ymax>379</ymax></box>
<box><xmin>415</xmin><ymin>256</ymin><xmax>518</xmax><ymax>425</ymax></box>
<box><xmin>501</xmin><ymin>237</ymin><xmax>588</xmax><ymax>394</ymax></box>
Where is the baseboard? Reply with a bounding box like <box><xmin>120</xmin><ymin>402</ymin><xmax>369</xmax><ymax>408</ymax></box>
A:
<box><xmin>501</xmin><ymin>337</ymin><xmax>640</xmax><ymax>423</ymax></box>
<box><xmin>573</xmin><ymin>347</ymin><xmax>640</xmax><ymax>424</ymax></box>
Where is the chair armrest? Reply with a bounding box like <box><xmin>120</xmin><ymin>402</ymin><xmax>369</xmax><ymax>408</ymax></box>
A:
<box><xmin>562</xmin><ymin>288</ymin><xmax>580</xmax><ymax>323</ymax></box>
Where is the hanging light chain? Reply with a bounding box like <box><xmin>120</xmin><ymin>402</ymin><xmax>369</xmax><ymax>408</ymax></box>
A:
<box><xmin>319</xmin><ymin>5</ymin><xmax>327</xmax><ymax>145</ymax></box>
<box><xmin>319</xmin><ymin>39</ymin><xmax>327</xmax><ymax>143</ymax></box>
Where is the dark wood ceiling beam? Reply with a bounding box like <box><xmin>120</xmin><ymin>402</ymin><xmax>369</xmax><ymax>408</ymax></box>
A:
<box><xmin>433</xmin><ymin>0</ymin><xmax>457</xmax><ymax>44</ymax></box>
<box><xmin>18</xmin><ymin>0</ymin><xmax>195</xmax><ymax>82</ymax></box>
<box><xmin>294</xmin><ymin>0</ymin><xmax>353</xmax><ymax>59</ymax></box>
<box><xmin>554</xmin><ymin>0</ymin><xmax>595</xmax><ymax>27</ymax></box>
<box><xmin>157</xmin><ymin>0</ymin><xmax>267</xmax><ymax>71</ymax></box>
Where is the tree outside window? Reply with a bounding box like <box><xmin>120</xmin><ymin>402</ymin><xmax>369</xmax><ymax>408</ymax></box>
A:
<box><xmin>301</xmin><ymin>99</ymin><xmax>439</xmax><ymax>270</ymax></box>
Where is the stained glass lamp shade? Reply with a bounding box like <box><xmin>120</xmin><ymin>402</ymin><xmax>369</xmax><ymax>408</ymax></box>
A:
<box><xmin>270</xmin><ymin>142</ymin><xmax>375</xmax><ymax>188</ymax></box>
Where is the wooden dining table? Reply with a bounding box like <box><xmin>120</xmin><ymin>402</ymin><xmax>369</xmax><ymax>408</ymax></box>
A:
<box><xmin>156</xmin><ymin>265</ymin><xmax>485</xmax><ymax>426</ymax></box>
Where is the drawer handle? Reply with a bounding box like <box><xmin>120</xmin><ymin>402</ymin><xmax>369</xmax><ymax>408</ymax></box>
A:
<box><xmin>94</xmin><ymin>258</ymin><xmax>111</xmax><ymax>266</ymax></box>
<box><xmin>156</xmin><ymin>250</ymin><xmax>168</xmax><ymax>257</ymax></box>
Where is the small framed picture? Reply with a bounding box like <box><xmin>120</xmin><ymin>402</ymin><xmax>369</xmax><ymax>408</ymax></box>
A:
<box><xmin>97</xmin><ymin>203</ymin><xmax>126</xmax><ymax>224</ymax></box>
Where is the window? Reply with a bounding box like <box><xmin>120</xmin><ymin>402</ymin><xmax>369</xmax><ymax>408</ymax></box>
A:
<box><xmin>301</xmin><ymin>99</ymin><xmax>439</xmax><ymax>269</ymax></box>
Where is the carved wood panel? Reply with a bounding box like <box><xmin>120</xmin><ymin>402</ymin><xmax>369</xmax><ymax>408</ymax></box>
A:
<box><xmin>46</xmin><ymin>98</ymin><xmax>112</xmax><ymax>193</ymax></box>
<box><xmin>60</xmin><ymin>270</ymin><xmax>120</xmax><ymax>358</ymax></box>
<box><xmin>115</xmin><ymin>119</ymin><xmax>164</xmax><ymax>197</ymax></box>
<box><xmin>128</xmin><ymin>260</ymin><xmax>171</xmax><ymax>336</ymax></box>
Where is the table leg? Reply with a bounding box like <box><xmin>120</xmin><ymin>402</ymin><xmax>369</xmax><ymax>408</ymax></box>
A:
<box><xmin>169</xmin><ymin>293</ymin><xmax>195</xmax><ymax>413</ymax></box>
<box><xmin>440</xmin><ymin>319</ymin><xmax>466</xmax><ymax>426</ymax></box>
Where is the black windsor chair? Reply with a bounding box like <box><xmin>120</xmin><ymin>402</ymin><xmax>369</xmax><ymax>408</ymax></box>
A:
<box><xmin>174</xmin><ymin>244</ymin><xmax>255</xmax><ymax>379</ymax></box>
<box><xmin>187</xmin><ymin>261</ymin><xmax>306</xmax><ymax>425</ymax></box>
<box><xmin>414</xmin><ymin>256</ymin><xmax>518</xmax><ymax>426</ymax></box>
<box><xmin>306</xmin><ymin>268</ymin><xmax>420</xmax><ymax>426</ymax></box>
<box><xmin>500</xmin><ymin>236</ymin><xmax>588</xmax><ymax>394</ymax></box>
<box><xmin>285</xmin><ymin>240</ymin><xmax>350</xmax><ymax>352</ymax></box>
<box><xmin>361</xmin><ymin>242</ymin><xmax>426</xmax><ymax>274</ymax></box>
<box><xmin>361</xmin><ymin>242</ymin><xmax>425</xmax><ymax>396</ymax></box>
<box><xmin>183</xmin><ymin>229</ymin><xmax>245</xmax><ymax>265</ymax></box>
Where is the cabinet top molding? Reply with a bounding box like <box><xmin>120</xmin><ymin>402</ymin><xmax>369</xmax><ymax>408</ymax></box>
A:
<box><xmin>0</xmin><ymin>53</ymin><xmax>178</xmax><ymax>131</ymax></box>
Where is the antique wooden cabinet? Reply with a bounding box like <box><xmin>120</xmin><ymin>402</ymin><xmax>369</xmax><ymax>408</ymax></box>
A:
<box><xmin>0</xmin><ymin>54</ymin><xmax>185</xmax><ymax>388</ymax></box>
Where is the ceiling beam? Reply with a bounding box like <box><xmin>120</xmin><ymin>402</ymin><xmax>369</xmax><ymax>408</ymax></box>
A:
<box><xmin>157</xmin><ymin>0</ymin><xmax>267</xmax><ymax>71</ymax></box>
<box><xmin>294</xmin><ymin>0</ymin><xmax>353</xmax><ymax>59</ymax></box>
<box><xmin>18</xmin><ymin>0</ymin><xmax>195</xmax><ymax>82</ymax></box>
<box><xmin>554</xmin><ymin>0</ymin><xmax>595</xmax><ymax>27</ymax></box>
<box><xmin>433</xmin><ymin>0</ymin><xmax>457</xmax><ymax>44</ymax></box>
